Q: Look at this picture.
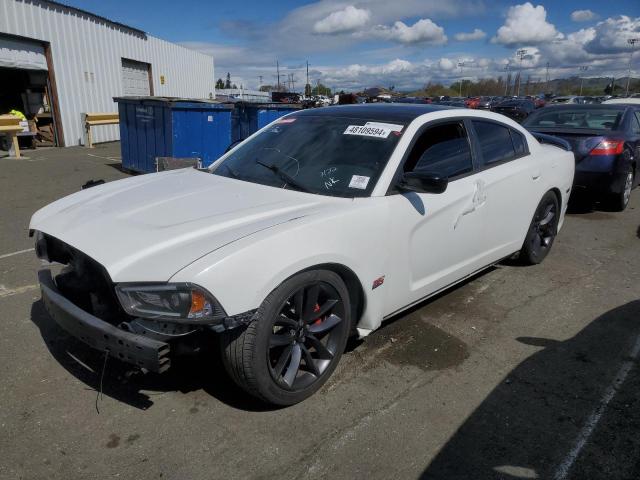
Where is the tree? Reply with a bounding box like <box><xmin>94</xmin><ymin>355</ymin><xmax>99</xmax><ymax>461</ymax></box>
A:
<box><xmin>304</xmin><ymin>83</ymin><xmax>312</xmax><ymax>96</ymax></box>
<box><xmin>224</xmin><ymin>72</ymin><xmax>232</xmax><ymax>89</ymax></box>
<box><xmin>215</xmin><ymin>78</ymin><xmax>224</xmax><ymax>89</ymax></box>
<box><xmin>259</xmin><ymin>85</ymin><xmax>275</xmax><ymax>92</ymax></box>
<box><xmin>311</xmin><ymin>83</ymin><xmax>331</xmax><ymax>96</ymax></box>
<box><xmin>231</xmin><ymin>83</ymin><xmax>237</xmax><ymax>89</ymax></box>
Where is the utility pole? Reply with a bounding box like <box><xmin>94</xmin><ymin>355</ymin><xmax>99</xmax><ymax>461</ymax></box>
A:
<box><xmin>306</xmin><ymin>61</ymin><xmax>310</xmax><ymax>97</ymax></box>
<box><xmin>516</xmin><ymin>49</ymin><xmax>528</xmax><ymax>96</ymax></box>
<box><xmin>290</xmin><ymin>73</ymin><xmax>295</xmax><ymax>93</ymax></box>
<box><xmin>626</xmin><ymin>38</ymin><xmax>639</xmax><ymax>96</ymax></box>
<box><xmin>258</xmin><ymin>75</ymin><xmax>263</xmax><ymax>88</ymax></box>
<box><xmin>579</xmin><ymin>66</ymin><xmax>588</xmax><ymax>95</ymax></box>
<box><xmin>276</xmin><ymin>60</ymin><xmax>280</xmax><ymax>91</ymax></box>
<box><xmin>545</xmin><ymin>62</ymin><xmax>550</xmax><ymax>93</ymax></box>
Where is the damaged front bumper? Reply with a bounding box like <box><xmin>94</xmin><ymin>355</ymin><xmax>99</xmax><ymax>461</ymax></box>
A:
<box><xmin>38</xmin><ymin>269</ymin><xmax>171</xmax><ymax>373</ymax></box>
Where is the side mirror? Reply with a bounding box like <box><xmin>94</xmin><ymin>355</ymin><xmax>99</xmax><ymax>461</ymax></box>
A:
<box><xmin>398</xmin><ymin>171</ymin><xmax>448</xmax><ymax>194</ymax></box>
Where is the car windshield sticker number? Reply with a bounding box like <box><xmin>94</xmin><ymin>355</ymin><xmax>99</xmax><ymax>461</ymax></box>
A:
<box><xmin>344</xmin><ymin>125</ymin><xmax>391</xmax><ymax>138</ymax></box>
<box><xmin>364</xmin><ymin>122</ymin><xmax>403</xmax><ymax>132</ymax></box>
<box><xmin>349</xmin><ymin>175</ymin><xmax>370</xmax><ymax>190</ymax></box>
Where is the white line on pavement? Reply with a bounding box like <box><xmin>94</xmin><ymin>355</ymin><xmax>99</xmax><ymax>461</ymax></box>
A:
<box><xmin>0</xmin><ymin>248</ymin><xmax>35</xmax><ymax>260</ymax></box>
<box><xmin>87</xmin><ymin>153</ymin><xmax>121</xmax><ymax>161</ymax></box>
<box><xmin>0</xmin><ymin>284</ymin><xmax>39</xmax><ymax>298</ymax></box>
<box><xmin>553</xmin><ymin>332</ymin><xmax>640</xmax><ymax>480</ymax></box>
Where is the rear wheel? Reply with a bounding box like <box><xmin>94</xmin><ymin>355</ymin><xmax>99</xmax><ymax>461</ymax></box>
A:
<box><xmin>220</xmin><ymin>270</ymin><xmax>351</xmax><ymax>406</ymax></box>
<box><xmin>609</xmin><ymin>164</ymin><xmax>634</xmax><ymax>212</ymax></box>
<box><xmin>519</xmin><ymin>191</ymin><xmax>560</xmax><ymax>265</ymax></box>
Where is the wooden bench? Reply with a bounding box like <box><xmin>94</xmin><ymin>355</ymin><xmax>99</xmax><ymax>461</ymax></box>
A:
<box><xmin>0</xmin><ymin>115</ymin><xmax>25</xmax><ymax>158</ymax></box>
<box><xmin>84</xmin><ymin>112</ymin><xmax>119</xmax><ymax>148</ymax></box>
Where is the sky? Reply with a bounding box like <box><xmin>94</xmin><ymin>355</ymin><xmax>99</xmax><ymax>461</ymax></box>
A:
<box><xmin>65</xmin><ymin>0</ymin><xmax>640</xmax><ymax>92</ymax></box>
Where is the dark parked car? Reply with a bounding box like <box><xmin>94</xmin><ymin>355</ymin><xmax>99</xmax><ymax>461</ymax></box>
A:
<box><xmin>392</xmin><ymin>96</ymin><xmax>431</xmax><ymax>104</ymax></box>
<box><xmin>523</xmin><ymin>104</ymin><xmax>640</xmax><ymax>210</ymax></box>
<box><xmin>491</xmin><ymin>99</ymin><xmax>536</xmax><ymax>122</ymax></box>
<box><xmin>476</xmin><ymin>96</ymin><xmax>503</xmax><ymax>110</ymax></box>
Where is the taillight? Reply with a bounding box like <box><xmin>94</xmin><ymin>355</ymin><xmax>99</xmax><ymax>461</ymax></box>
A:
<box><xmin>589</xmin><ymin>139</ymin><xmax>624</xmax><ymax>156</ymax></box>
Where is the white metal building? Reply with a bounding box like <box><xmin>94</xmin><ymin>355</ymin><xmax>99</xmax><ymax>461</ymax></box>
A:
<box><xmin>0</xmin><ymin>0</ymin><xmax>214</xmax><ymax>146</ymax></box>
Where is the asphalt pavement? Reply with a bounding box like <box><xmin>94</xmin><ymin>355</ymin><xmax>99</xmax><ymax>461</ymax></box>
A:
<box><xmin>1</xmin><ymin>143</ymin><xmax>639</xmax><ymax>480</ymax></box>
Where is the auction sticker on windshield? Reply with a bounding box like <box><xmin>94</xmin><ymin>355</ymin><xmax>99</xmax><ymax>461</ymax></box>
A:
<box><xmin>364</xmin><ymin>122</ymin><xmax>403</xmax><ymax>132</ymax></box>
<box><xmin>348</xmin><ymin>175</ymin><xmax>370</xmax><ymax>189</ymax></box>
<box><xmin>344</xmin><ymin>125</ymin><xmax>391</xmax><ymax>138</ymax></box>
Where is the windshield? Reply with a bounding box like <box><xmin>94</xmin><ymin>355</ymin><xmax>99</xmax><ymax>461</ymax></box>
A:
<box><xmin>524</xmin><ymin>108</ymin><xmax>624</xmax><ymax>130</ymax></box>
<box><xmin>211</xmin><ymin>115</ymin><xmax>405</xmax><ymax>197</ymax></box>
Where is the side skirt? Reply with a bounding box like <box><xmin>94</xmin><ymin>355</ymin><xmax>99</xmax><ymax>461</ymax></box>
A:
<box><xmin>381</xmin><ymin>251</ymin><xmax>520</xmax><ymax>322</ymax></box>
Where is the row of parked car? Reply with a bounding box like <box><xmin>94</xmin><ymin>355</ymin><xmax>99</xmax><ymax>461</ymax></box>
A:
<box><xmin>390</xmin><ymin>94</ymin><xmax>640</xmax><ymax>212</ymax></box>
<box><xmin>394</xmin><ymin>94</ymin><xmax>635</xmax><ymax>122</ymax></box>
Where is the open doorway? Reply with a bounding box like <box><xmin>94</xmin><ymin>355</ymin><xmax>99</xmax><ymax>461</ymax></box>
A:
<box><xmin>0</xmin><ymin>34</ymin><xmax>63</xmax><ymax>153</ymax></box>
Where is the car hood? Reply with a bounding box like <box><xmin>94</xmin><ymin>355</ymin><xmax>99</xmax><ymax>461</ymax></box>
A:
<box><xmin>30</xmin><ymin>169</ymin><xmax>337</xmax><ymax>281</ymax></box>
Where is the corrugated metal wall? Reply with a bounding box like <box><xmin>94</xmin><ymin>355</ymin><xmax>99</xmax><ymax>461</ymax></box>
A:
<box><xmin>0</xmin><ymin>0</ymin><xmax>214</xmax><ymax>146</ymax></box>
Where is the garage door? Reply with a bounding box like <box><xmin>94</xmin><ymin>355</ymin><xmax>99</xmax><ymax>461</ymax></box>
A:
<box><xmin>121</xmin><ymin>58</ymin><xmax>151</xmax><ymax>96</ymax></box>
<box><xmin>0</xmin><ymin>35</ymin><xmax>47</xmax><ymax>70</ymax></box>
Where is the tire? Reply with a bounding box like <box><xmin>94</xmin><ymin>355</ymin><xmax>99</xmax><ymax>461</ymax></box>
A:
<box><xmin>609</xmin><ymin>162</ymin><xmax>634</xmax><ymax>212</ymax></box>
<box><xmin>519</xmin><ymin>191</ymin><xmax>560</xmax><ymax>265</ymax></box>
<box><xmin>220</xmin><ymin>270</ymin><xmax>351</xmax><ymax>406</ymax></box>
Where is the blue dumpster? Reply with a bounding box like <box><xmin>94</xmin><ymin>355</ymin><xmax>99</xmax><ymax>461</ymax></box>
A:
<box><xmin>115</xmin><ymin>97</ymin><xmax>234</xmax><ymax>173</ymax></box>
<box><xmin>231</xmin><ymin>103</ymin><xmax>300</xmax><ymax>143</ymax></box>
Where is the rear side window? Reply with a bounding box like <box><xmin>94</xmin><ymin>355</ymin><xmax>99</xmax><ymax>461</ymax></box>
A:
<box><xmin>472</xmin><ymin>121</ymin><xmax>527</xmax><ymax>166</ymax></box>
<box><xmin>632</xmin><ymin>111</ymin><xmax>640</xmax><ymax>134</ymax></box>
<box><xmin>511</xmin><ymin>130</ymin><xmax>527</xmax><ymax>155</ymax></box>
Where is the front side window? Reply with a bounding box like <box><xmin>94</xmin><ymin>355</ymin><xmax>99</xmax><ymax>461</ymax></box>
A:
<box><xmin>403</xmin><ymin>121</ymin><xmax>473</xmax><ymax>178</ymax></box>
<box><xmin>211</xmin><ymin>115</ymin><xmax>405</xmax><ymax>197</ymax></box>
<box><xmin>472</xmin><ymin>120</ymin><xmax>524</xmax><ymax>166</ymax></box>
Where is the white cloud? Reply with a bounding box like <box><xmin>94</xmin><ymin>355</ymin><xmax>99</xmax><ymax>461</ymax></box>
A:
<box><xmin>313</xmin><ymin>6</ymin><xmax>371</xmax><ymax>34</ymax></box>
<box><xmin>571</xmin><ymin>9</ymin><xmax>596</xmax><ymax>22</ymax></box>
<box><xmin>454</xmin><ymin>29</ymin><xmax>486</xmax><ymax>41</ymax></box>
<box><xmin>372</xmin><ymin>18</ymin><xmax>447</xmax><ymax>44</ymax></box>
<box><xmin>585</xmin><ymin>16</ymin><xmax>640</xmax><ymax>54</ymax></box>
<box><xmin>493</xmin><ymin>3</ymin><xmax>562</xmax><ymax>46</ymax></box>
<box><xmin>438</xmin><ymin>58</ymin><xmax>455</xmax><ymax>70</ymax></box>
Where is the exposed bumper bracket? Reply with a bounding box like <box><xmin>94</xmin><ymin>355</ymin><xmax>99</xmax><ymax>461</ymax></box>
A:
<box><xmin>38</xmin><ymin>269</ymin><xmax>171</xmax><ymax>373</ymax></box>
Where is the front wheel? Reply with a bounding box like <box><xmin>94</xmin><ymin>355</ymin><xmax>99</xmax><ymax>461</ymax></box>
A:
<box><xmin>220</xmin><ymin>270</ymin><xmax>351</xmax><ymax>406</ymax></box>
<box><xmin>519</xmin><ymin>191</ymin><xmax>560</xmax><ymax>265</ymax></box>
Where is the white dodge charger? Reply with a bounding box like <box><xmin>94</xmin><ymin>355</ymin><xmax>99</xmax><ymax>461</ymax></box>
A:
<box><xmin>30</xmin><ymin>104</ymin><xmax>574</xmax><ymax>405</ymax></box>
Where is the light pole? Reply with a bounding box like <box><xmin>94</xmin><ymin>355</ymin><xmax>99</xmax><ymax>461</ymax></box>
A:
<box><xmin>516</xmin><ymin>49</ymin><xmax>528</xmax><ymax>96</ymax></box>
<box><xmin>626</xmin><ymin>38</ymin><xmax>639</xmax><ymax>96</ymax></box>
<box><xmin>545</xmin><ymin>61</ymin><xmax>550</xmax><ymax>93</ymax></box>
<box><xmin>457</xmin><ymin>61</ymin><xmax>465</xmax><ymax>97</ymax></box>
<box><xmin>504</xmin><ymin>64</ymin><xmax>511</xmax><ymax>96</ymax></box>
<box><xmin>579</xmin><ymin>66</ymin><xmax>588</xmax><ymax>95</ymax></box>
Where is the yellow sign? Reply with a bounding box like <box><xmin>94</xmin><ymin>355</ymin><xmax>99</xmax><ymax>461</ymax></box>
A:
<box><xmin>160</xmin><ymin>75</ymin><xmax>165</xmax><ymax>85</ymax></box>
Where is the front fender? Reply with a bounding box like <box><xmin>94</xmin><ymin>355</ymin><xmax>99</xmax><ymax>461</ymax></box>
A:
<box><xmin>169</xmin><ymin>198</ymin><xmax>392</xmax><ymax>333</ymax></box>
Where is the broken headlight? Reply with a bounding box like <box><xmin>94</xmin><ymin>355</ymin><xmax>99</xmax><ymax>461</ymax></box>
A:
<box><xmin>115</xmin><ymin>283</ymin><xmax>226</xmax><ymax>323</ymax></box>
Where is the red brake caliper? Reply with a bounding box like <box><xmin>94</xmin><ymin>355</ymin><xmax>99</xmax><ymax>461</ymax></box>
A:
<box><xmin>312</xmin><ymin>304</ymin><xmax>323</xmax><ymax>325</ymax></box>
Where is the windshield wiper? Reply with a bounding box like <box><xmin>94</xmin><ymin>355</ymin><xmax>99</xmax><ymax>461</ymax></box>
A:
<box><xmin>255</xmin><ymin>159</ymin><xmax>311</xmax><ymax>193</ymax></box>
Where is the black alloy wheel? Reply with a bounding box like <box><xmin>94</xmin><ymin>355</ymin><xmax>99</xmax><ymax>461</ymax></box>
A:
<box><xmin>520</xmin><ymin>191</ymin><xmax>560</xmax><ymax>265</ymax></box>
<box><xmin>220</xmin><ymin>270</ymin><xmax>351</xmax><ymax>406</ymax></box>
<box><xmin>267</xmin><ymin>281</ymin><xmax>346</xmax><ymax>390</ymax></box>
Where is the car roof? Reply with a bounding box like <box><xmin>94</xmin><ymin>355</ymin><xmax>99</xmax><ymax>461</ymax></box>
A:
<box><xmin>291</xmin><ymin>103</ymin><xmax>454</xmax><ymax>123</ymax></box>
<box><xmin>533</xmin><ymin>104</ymin><xmax>628</xmax><ymax>111</ymax></box>
<box><xmin>603</xmin><ymin>98</ymin><xmax>640</xmax><ymax>105</ymax></box>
